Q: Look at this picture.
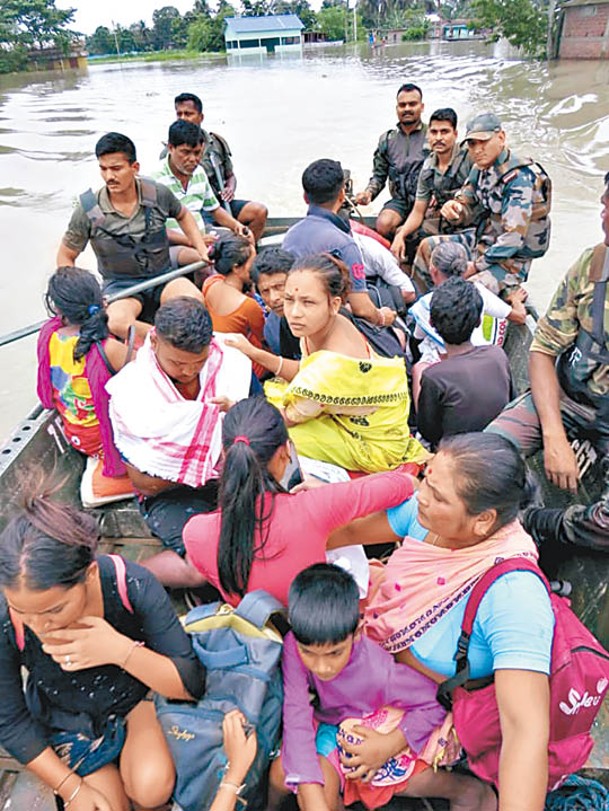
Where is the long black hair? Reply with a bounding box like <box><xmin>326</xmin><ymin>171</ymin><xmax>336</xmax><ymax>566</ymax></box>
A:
<box><xmin>217</xmin><ymin>397</ymin><xmax>289</xmax><ymax>598</ymax></box>
<box><xmin>45</xmin><ymin>267</ymin><xmax>109</xmax><ymax>361</ymax></box>
<box><xmin>0</xmin><ymin>487</ymin><xmax>99</xmax><ymax>591</ymax></box>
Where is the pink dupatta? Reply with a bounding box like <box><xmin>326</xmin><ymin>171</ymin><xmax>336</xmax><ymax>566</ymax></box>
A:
<box><xmin>363</xmin><ymin>520</ymin><xmax>538</xmax><ymax>654</ymax></box>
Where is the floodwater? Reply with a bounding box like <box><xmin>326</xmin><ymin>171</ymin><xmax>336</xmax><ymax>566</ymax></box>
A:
<box><xmin>1</xmin><ymin>40</ymin><xmax>609</xmax><ymax>441</ymax></box>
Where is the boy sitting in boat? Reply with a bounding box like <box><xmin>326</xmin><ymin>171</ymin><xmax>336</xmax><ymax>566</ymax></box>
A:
<box><xmin>250</xmin><ymin>246</ymin><xmax>298</xmax><ymax>358</ymax></box>
<box><xmin>490</xmin><ymin>172</ymin><xmax>609</xmax><ymax>554</ymax></box>
<box><xmin>412</xmin><ymin>112</ymin><xmax>551</xmax><ymax>302</ymax></box>
<box><xmin>416</xmin><ymin>277</ymin><xmax>513</xmax><ymax>450</ymax></box>
<box><xmin>56</xmin><ymin>132</ymin><xmax>209</xmax><ymax>341</ymax></box>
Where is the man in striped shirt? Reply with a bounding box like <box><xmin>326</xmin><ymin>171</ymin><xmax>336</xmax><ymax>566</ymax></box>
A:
<box><xmin>154</xmin><ymin>120</ymin><xmax>250</xmax><ymax>267</ymax></box>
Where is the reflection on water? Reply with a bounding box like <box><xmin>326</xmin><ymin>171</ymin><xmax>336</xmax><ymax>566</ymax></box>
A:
<box><xmin>1</xmin><ymin>41</ymin><xmax>609</xmax><ymax>439</ymax></box>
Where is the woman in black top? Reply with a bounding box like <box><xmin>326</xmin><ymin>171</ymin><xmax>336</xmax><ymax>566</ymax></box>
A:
<box><xmin>0</xmin><ymin>492</ymin><xmax>205</xmax><ymax>811</ymax></box>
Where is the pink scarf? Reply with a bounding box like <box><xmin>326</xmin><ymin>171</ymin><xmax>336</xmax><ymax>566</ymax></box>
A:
<box><xmin>363</xmin><ymin>521</ymin><xmax>538</xmax><ymax>654</ymax></box>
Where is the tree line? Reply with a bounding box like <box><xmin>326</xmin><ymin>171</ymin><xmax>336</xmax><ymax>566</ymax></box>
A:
<box><xmin>0</xmin><ymin>0</ymin><xmax>559</xmax><ymax>75</ymax></box>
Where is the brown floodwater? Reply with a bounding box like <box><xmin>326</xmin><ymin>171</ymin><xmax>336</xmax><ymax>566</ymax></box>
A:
<box><xmin>1</xmin><ymin>40</ymin><xmax>609</xmax><ymax>440</ymax></box>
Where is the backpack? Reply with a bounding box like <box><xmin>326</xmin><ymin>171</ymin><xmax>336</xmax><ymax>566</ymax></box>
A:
<box><xmin>437</xmin><ymin>558</ymin><xmax>609</xmax><ymax>792</ymax></box>
<box><xmin>155</xmin><ymin>590</ymin><xmax>284</xmax><ymax>811</ymax></box>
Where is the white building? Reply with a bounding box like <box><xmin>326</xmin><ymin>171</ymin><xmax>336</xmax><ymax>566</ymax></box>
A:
<box><xmin>224</xmin><ymin>14</ymin><xmax>304</xmax><ymax>55</ymax></box>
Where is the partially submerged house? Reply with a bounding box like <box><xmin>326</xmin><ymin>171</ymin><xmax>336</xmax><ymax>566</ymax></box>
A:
<box><xmin>224</xmin><ymin>15</ymin><xmax>304</xmax><ymax>55</ymax></box>
<box><xmin>559</xmin><ymin>0</ymin><xmax>609</xmax><ymax>58</ymax></box>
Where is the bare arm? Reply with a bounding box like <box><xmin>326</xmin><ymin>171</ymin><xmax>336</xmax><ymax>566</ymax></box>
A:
<box><xmin>529</xmin><ymin>350</ymin><xmax>578</xmax><ymax>492</ymax></box>
<box><xmin>104</xmin><ymin>338</ymin><xmax>130</xmax><ymax>372</ymax></box>
<box><xmin>222</xmin><ymin>334</ymin><xmax>300</xmax><ymax>382</ymax></box>
<box><xmin>212</xmin><ymin>206</ymin><xmax>249</xmax><ymax>235</ymax></box>
<box><xmin>349</xmin><ymin>291</ymin><xmax>395</xmax><ymax>326</ymax></box>
<box><xmin>56</xmin><ymin>241</ymin><xmax>80</xmax><ymax>267</ymax></box>
<box><xmin>495</xmin><ymin>670</ymin><xmax>549</xmax><ymax>811</ymax></box>
<box><xmin>327</xmin><ymin>509</ymin><xmax>401</xmax><ymax>549</ymax></box>
<box><xmin>125</xmin><ymin>462</ymin><xmax>178</xmax><ymax>497</ymax></box>
<box><xmin>26</xmin><ymin>749</ymin><xmax>112</xmax><ymax>810</ymax></box>
<box><xmin>391</xmin><ymin>199</ymin><xmax>428</xmax><ymax>259</ymax></box>
<box><xmin>175</xmin><ymin>206</ymin><xmax>210</xmax><ymax>262</ymax></box>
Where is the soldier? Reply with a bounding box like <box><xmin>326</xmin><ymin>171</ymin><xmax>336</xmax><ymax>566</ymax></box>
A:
<box><xmin>488</xmin><ymin>172</ymin><xmax>609</xmax><ymax>552</ymax></box>
<box><xmin>355</xmin><ymin>83</ymin><xmax>428</xmax><ymax>240</ymax></box>
<box><xmin>390</xmin><ymin>107</ymin><xmax>474</xmax><ymax>263</ymax></box>
<box><xmin>412</xmin><ymin>112</ymin><xmax>551</xmax><ymax>298</ymax></box>
<box><xmin>173</xmin><ymin>92</ymin><xmax>268</xmax><ymax>240</ymax></box>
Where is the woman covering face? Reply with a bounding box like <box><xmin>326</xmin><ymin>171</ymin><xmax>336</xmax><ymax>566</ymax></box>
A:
<box><xmin>0</xmin><ymin>492</ymin><xmax>205</xmax><ymax>811</ymax></box>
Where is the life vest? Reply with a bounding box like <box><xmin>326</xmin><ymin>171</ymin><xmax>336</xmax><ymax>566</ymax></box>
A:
<box><xmin>80</xmin><ymin>178</ymin><xmax>170</xmax><ymax>281</ymax></box>
<box><xmin>383</xmin><ymin>127</ymin><xmax>430</xmax><ymax>205</ymax></box>
<box><xmin>556</xmin><ymin>243</ymin><xmax>609</xmax><ymax>421</ymax></box>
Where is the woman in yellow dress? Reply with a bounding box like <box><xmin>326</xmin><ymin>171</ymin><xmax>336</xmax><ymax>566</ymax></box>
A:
<box><xmin>227</xmin><ymin>253</ymin><xmax>426</xmax><ymax>473</ymax></box>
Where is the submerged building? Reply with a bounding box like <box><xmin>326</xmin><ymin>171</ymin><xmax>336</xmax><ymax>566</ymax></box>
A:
<box><xmin>559</xmin><ymin>0</ymin><xmax>609</xmax><ymax>58</ymax></box>
<box><xmin>224</xmin><ymin>15</ymin><xmax>304</xmax><ymax>55</ymax></box>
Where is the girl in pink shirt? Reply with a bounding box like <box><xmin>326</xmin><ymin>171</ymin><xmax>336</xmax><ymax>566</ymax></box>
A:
<box><xmin>183</xmin><ymin>397</ymin><xmax>414</xmax><ymax>606</ymax></box>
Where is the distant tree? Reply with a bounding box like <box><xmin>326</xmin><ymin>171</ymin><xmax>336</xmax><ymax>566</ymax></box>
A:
<box><xmin>241</xmin><ymin>0</ymin><xmax>272</xmax><ymax>16</ymax></box>
<box><xmin>187</xmin><ymin>15</ymin><xmax>212</xmax><ymax>50</ymax></box>
<box><xmin>86</xmin><ymin>25</ymin><xmax>114</xmax><ymax>55</ymax></box>
<box><xmin>272</xmin><ymin>0</ymin><xmax>317</xmax><ymax>28</ymax></box>
<box><xmin>129</xmin><ymin>20</ymin><xmax>153</xmax><ymax>52</ymax></box>
<box><xmin>316</xmin><ymin>5</ymin><xmax>347</xmax><ymax>39</ymax></box>
<box><xmin>152</xmin><ymin>5</ymin><xmax>182</xmax><ymax>50</ymax></box>
<box><xmin>471</xmin><ymin>0</ymin><xmax>546</xmax><ymax>55</ymax></box>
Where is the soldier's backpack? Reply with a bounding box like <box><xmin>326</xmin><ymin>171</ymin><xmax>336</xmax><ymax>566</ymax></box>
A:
<box><xmin>155</xmin><ymin>591</ymin><xmax>284</xmax><ymax>811</ymax></box>
<box><xmin>437</xmin><ymin>558</ymin><xmax>609</xmax><ymax>791</ymax></box>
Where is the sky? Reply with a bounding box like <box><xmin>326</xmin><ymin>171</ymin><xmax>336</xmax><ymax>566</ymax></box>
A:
<box><xmin>68</xmin><ymin>1</ymin><xmax>199</xmax><ymax>35</ymax></box>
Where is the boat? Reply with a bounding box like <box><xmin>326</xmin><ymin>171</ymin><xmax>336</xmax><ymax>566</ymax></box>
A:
<box><xmin>0</xmin><ymin>218</ymin><xmax>607</xmax><ymax>809</ymax></box>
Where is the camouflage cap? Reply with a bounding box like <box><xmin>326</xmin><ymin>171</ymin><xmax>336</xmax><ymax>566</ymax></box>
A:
<box><xmin>462</xmin><ymin>112</ymin><xmax>502</xmax><ymax>143</ymax></box>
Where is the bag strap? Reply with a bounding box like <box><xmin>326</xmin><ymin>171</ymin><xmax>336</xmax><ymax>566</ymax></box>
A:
<box><xmin>437</xmin><ymin>557</ymin><xmax>548</xmax><ymax>709</ymax></box>
<box><xmin>108</xmin><ymin>554</ymin><xmax>134</xmax><ymax>614</ymax></box>
<box><xmin>234</xmin><ymin>589</ymin><xmax>284</xmax><ymax>630</ymax></box>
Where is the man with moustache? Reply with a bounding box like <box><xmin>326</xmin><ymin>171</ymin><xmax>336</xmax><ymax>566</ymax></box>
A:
<box><xmin>355</xmin><ymin>83</ymin><xmax>429</xmax><ymax>240</ymax></box>
<box><xmin>172</xmin><ymin>92</ymin><xmax>268</xmax><ymax>241</ymax></box>
<box><xmin>390</xmin><ymin>108</ymin><xmax>474</xmax><ymax>263</ymax></box>
<box><xmin>413</xmin><ymin>112</ymin><xmax>551</xmax><ymax>297</ymax></box>
<box><xmin>153</xmin><ymin>120</ymin><xmax>251</xmax><ymax>267</ymax></box>
<box><xmin>57</xmin><ymin>132</ymin><xmax>209</xmax><ymax>341</ymax></box>
<box><xmin>489</xmin><ymin>172</ymin><xmax>609</xmax><ymax>554</ymax></box>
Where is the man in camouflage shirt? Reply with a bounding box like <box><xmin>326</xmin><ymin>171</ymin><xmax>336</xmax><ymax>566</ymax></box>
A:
<box><xmin>390</xmin><ymin>107</ymin><xmax>474</xmax><ymax>263</ymax></box>
<box><xmin>488</xmin><ymin>173</ymin><xmax>609</xmax><ymax>552</ymax></box>
<box><xmin>173</xmin><ymin>92</ymin><xmax>268</xmax><ymax>240</ymax></box>
<box><xmin>412</xmin><ymin>112</ymin><xmax>551</xmax><ymax>297</ymax></box>
<box><xmin>355</xmin><ymin>83</ymin><xmax>429</xmax><ymax>240</ymax></box>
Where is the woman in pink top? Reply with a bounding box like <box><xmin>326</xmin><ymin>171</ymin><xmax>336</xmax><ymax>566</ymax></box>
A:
<box><xmin>183</xmin><ymin>396</ymin><xmax>415</xmax><ymax>606</ymax></box>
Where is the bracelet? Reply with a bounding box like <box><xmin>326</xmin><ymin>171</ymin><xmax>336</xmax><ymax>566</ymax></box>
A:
<box><xmin>219</xmin><ymin>780</ymin><xmax>248</xmax><ymax>807</ymax></box>
<box><xmin>275</xmin><ymin>356</ymin><xmax>284</xmax><ymax>377</ymax></box>
<box><xmin>53</xmin><ymin>771</ymin><xmax>77</xmax><ymax>796</ymax></box>
<box><xmin>121</xmin><ymin>639</ymin><xmax>145</xmax><ymax>669</ymax></box>
<box><xmin>64</xmin><ymin>778</ymin><xmax>83</xmax><ymax>808</ymax></box>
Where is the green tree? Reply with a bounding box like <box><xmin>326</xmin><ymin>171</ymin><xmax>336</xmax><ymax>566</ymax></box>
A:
<box><xmin>0</xmin><ymin>0</ymin><xmax>77</xmax><ymax>50</ymax></box>
<box><xmin>316</xmin><ymin>4</ymin><xmax>347</xmax><ymax>39</ymax></box>
<box><xmin>187</xmin><ymin>15</ymin><xmax>212</xmax><ymax>50</ymax></box>
<box><xmin>471</xmin><ymin>0</ymin><xmax>547</xmax><ymax>56</ymax></box>
<box><xmin>151</xmin><ymin>5</ymin><xmax>182</xmax><ymax>50</ymax></box>
<box><xmin>86</xmin><ymin>25</ymin><xmax>114</xmax><ymax>55</ymax></box>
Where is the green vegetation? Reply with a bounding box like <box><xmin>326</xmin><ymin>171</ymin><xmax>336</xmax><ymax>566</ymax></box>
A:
<box><xmin>0</xmin><ymin>0</ymin><xmax>77</xmax><ymax>71</ymax></box>
<box><xmin>471</xmin><ymin>0</ymin><xmax>549</xmax><ymax>56</ymax></box>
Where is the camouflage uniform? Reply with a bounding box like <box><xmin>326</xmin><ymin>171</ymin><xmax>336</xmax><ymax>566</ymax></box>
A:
<box><xmin>488</xmin><ymin>245</ymin><xmax>609</xmax><ymax>551</ymax></box>
<box><xmin>199</xmin><ymin>129</ymin><xmax>234</xmax><ymax>199</ymax></box>
<box><xmin>414</xmin><ymin>144</ymin><xmax>474</xmax><ymax>235</ymax></box>
<box><xmin>365</xmin><ymin>123</ymin><xmax>429</xmax><ymax>220</ymax></box>
<box><xmin>413</xmin><ymin>147</ymin><xmax>552</xmax><ymax>296</ymax></box>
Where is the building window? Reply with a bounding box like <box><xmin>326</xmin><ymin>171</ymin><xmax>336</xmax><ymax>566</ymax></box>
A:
<box><xmin>239</xmin><ymin>38</ymin><xmax>261</xmax><ymax>48</ymax></box>
<box><xmin>281</xmin><ymin>36</ymin><xmax>300</xmax><ymax>44</ymax></box>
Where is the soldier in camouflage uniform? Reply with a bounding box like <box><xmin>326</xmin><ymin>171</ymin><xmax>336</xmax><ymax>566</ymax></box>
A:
<box><xmin>173</xmin><ymin>92</ymin><xmax>268</xmax><ymax>240</ymax></box>
<box><xmin>412</xmin><ymin>113</ymin><xmax>551</xmax><ymax>297</ymax></box>
<box><xmin>390</xmin><ymin>108</ymin><xmax>474</xmax><ymax>263</ymax></box>
<box><xmin>488</xmin><ymin>173</ymin><xmax>609</xmax><ymax>552</ymax></box>
<box><xmin>355</xmin><ymin>83</ymin><xmax>429</xmax><ymax>240</ymax></box>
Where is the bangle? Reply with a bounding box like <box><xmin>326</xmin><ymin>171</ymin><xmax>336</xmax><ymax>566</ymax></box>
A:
<box><xmin>275</xmin><ymin>356</ymin><xmax>284</xmax><ymax>377</ymax></box>
<box><xmin>53</xmin><ymin>771</ymin><xmax>77</xmax><ymax>796</ymax></box>
<box><xmin>219</xmin><ymin>780</ymin><xmax>248</xmax><ymax>807</ymax></box>
<box><xmin>378</xmin><ymin>309</ymin><xmax>386</xmax><ymax>327</ymax></box>
<box><xmin>64</xmin><ymin>778</ymin><xmax>83</xmax><ymax>808</ymax></box>
<box><xmin>121</xmin><ymin>639</ymin><xmax>144</xmax><ymax>669</ymax></box>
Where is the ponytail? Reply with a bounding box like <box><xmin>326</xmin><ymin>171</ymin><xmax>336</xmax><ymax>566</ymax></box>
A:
<box><xmin>217</xmin><ymin>397</ymin><xmax>288</xmax><ymax>597</ymax></box>
<box><xmin>45</xmin><ymin>267</ymin><xmax>109</xmax><ymax>361</ymax></box>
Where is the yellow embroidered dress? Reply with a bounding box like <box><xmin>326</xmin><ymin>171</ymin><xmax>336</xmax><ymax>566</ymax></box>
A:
<box><xmin>266</xmin><ymin>349</ymin><xmax>427</xmax><ymax>473</ymax></box>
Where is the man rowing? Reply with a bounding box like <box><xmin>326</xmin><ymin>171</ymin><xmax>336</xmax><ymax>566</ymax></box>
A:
<box><xmin>57</xmin><ymin>132</ymin><xmax>209</xmax><ymax>340</ymax></box>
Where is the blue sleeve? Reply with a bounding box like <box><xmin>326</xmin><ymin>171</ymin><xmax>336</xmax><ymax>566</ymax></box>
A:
<box><xmin>338</xmin><ymin>240</ymin><xmax>367</xmax><ymax>293</ymax></box>
<box><xmin>386</xmin><ymin>493</ymin><xmax>427</xmax><ymax>541</ymax></box>
<box><xmin>474</xmin><ymin>571</ymin><xmax>554</xmax><ymax>674</ymax></box>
